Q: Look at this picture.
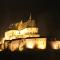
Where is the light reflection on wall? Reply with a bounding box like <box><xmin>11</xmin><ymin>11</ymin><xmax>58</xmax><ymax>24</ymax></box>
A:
<box><xmin>36</xmin><ymin>38</ymin><xmax>46</xmax><ymax>49</ymax></box>
<box><xmin>25</xmin><ymin>39</ymin><xmax>35</xmax><ymax>49</ymax></box>
<box><xmin>7</xmin><ymin>38</ymin><xmax>47</xmax><ymax>52</ymax></box>
<box><xmin>51</xmin><ymin>41</ymin><xmax>60</xmax><ymax>50</ymax></box>
<box><xmin>9</xmin><ymin>40</ymin><xmax>19</xmax><ymax>51</ymax></box>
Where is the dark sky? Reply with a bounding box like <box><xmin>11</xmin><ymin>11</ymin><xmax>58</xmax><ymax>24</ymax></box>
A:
<box><xmin>0</xmin><ymin>0</ymin><xmax>60</xmax><ymax>39</ymax></box>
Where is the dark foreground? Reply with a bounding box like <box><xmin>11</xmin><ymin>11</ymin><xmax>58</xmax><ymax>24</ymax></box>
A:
<box><xmin>0</xmin><ymin>49</ymin><xmax>60</xmax><ymax>60</ymax></box>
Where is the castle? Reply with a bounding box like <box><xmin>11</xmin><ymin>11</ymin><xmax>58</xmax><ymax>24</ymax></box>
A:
<box><xmin>0</xmin><ymin>13</ymin><xmax>60</xmax><ymax>52</ymax></box>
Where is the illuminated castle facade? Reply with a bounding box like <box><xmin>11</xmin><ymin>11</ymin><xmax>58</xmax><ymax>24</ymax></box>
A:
<box><xmin>4</xmin><ymin>13</ymin><xmax>39</xmax><ymax>40</ymax></box>
<box><xmin>0</xmin><ymin>13</ymin><xmax>60</xmax><ymax>52</ymax></box>
<box><xmin>0</xmin><ymin>13</ymin><xmax>46</xmax><ymax>51</ymax></box>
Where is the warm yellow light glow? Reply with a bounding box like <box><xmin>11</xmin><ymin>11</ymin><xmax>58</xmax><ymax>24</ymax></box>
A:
<box><xmin>0</xmin><ymin>44</ymin><xmax>4</xmax><ymax>51</ymax></box>
<box><xmin>3</xmin><ymin>27</ymin><xmax>39</xmax><ymax>40</ymax></box>
<box><xmin>19</xmin><ymin>47</ymin><xmax>24</xmax><ymax>51</ymax></box>
<box><xmin>9</xmin><ymin>41</ymin><xmax>19</xmax><ymax>51</ymax></box>
<box><xmin>1</xmin><ymin>26</ymin><xmax>39</xmax><ymax>51</ymax></box>
<box><xmin>4</xmin><ymin>30</ymin><xmax>19</xmax><ymax>40</ymax></box>
<box><xmin>51</xmin><ymin>41</ymin><xmax>60</xmax><ymax>50</ymax></box>
<box><xmin>25</xmin><ymin>39</ymin><xmax>35</xmax><ymax>49</ymax></box>
<box><xmin>0</xmin><ymin>49</ymin><xmax>2</xmax><ymax>51</ymax></box>
<box><xmin>19</xmin><ymin>40</ymin><xmax>25</xmax><ymax>51</ymax></box>
<box><xmin>36</xmin><ymin>38</ymin><xmax>46</xmax><ymax>49</ymax></box>
<box><xmin>20</xmin><ymin>28</ymin><xmax>38</xmax><ymax>34</ymax></box>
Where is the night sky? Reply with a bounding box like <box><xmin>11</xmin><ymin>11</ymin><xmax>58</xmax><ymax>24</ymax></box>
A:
<box><xmin>0</xmin><ymin>0</ymin><xmax>60</xmax><ymax>39</ymax></box>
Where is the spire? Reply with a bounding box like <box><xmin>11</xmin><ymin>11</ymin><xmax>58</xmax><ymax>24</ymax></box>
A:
<box><xmin>20</xmin><ymin>20</ymin><xmax>23</xmax><ymax>24</ymax></box>
<box><xmin>29</xmin><ymin>12</ymin><xmax>32</xmax><ymax>20</ymax></box>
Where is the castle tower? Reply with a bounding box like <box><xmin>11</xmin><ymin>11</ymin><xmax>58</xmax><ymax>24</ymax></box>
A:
<box><xmin>29</xmin><ymin>12</ymin><xmax>32</xmax><ymax>20</ymax></box>
<box><xmin>17</xmin><ymin>20</ymin><xmax>23</xmax><ymax>30</ymax></box>
<box><xmin>20</xmin><ymin>20</ymin><xmax>23</xmax><ymax>24</ymax></box>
